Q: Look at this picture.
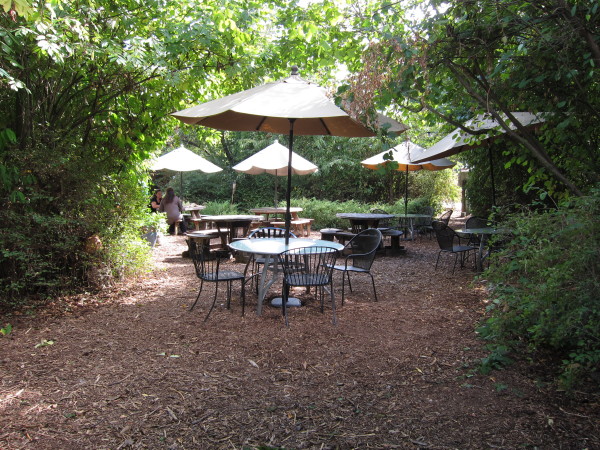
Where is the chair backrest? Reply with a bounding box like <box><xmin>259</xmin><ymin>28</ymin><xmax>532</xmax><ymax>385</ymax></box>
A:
<box><xmin>438</xmin><ymin>209</ymin><xmax>453</xmax><ymax>225</ymax></box>
<box><xmin>431</xmin><ymin>220</ymin><xmax>447</xmax><ymax>232</ymax></box>
<box><xmin>188</xmin><ymin>239</ymin><xmax>223</xmax><ymax>280</ymax></box>
<box><xmin>370</xmin><ymin>208</ymin><xmax>391</xmax><ymax>228</ymax></box>
<box><xmin>248</xmin><ymin>227</ymin><xmax>296</xmax><ymax>239</ymax></box>
<box><xmin>346</xmin><ymin>228</ymin><xmax>383</xmax><ymax>270</ymax></box>
<box><xmin>280</xmin><ymin>246</ymin><xmax>338</xmax><ymax>287</ymax></box>
<box><xmin>432</xmin><ymin>222</ymin><xmax>457</xmax><ymax>251</ymax></box>
<box><xmin>465</xmin><ymin>216</ymin><xmax>488</xmax><ymax>229</ymax></box>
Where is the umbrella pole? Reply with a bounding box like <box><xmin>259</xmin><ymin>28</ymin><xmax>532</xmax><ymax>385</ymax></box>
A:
<box><xmin>285</xmin><ymin>119</ymin><xmax>296</xmax><ymax>245</ymax></box>
<box><xmin>274</xmin><ymin>176</ymin><xmax>278</xmax><ymax>207</ymax></box>
<box><xmin>488</xmin><ymin>147</ymin><xmax>497</xmax><ymax>206</ymax></box>
<box><xmin>180</xmin><ymin>172</ymin><xmax>184</xmax><ymax>202</ymax></box>
<box><xmin>404</xmin><ymin>166</ymin><xmax>409</xmax><ymax>215</ymax></box>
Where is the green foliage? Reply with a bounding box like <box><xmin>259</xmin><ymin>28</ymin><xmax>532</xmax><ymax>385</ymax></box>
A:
<box><xmin>201</xmin><ymin>201</ymin><xmax>241</xmax><ymax>215</ymax></box>
<box><xmin>1</xmin><ymin>323</ymin><xmax>12</xmax><ymax>336</ymax></box>
<box><xmin>292</xmin><ymin>198</ymin><xmax>370</xmax><ymax>229</ymax></box>
<box><xmin>478</xmin><ymin>188</ymin><xmax>600</xmax><ymax>388</ymax></box>
<box><xmin>479</xmin><ymin>345</ymin><xmax>514</xmax><ymax>375</ymax></box>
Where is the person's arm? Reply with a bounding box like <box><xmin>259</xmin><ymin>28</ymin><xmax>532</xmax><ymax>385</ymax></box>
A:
<box><xmin>158</xmin><ymin>201</ymin><xmax>164</xmax><ymax>212</ymax></box>
<box><xmin>151</xmin><ymin>199</ymin><xmax>160</xmax><ymax>210</ymax></box>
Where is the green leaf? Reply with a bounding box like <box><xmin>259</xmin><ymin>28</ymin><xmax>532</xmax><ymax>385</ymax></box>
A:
<box><xmin>35</xmin><ymin>339</ymin><xmax>55</xmax><ymax>348</ymax></box>
<box><xmin>0</xmin><ymin>323</ymin><xmax>12</xmax><ymax>336</ymax></box>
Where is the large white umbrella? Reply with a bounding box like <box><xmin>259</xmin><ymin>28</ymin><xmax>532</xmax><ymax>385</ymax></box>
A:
<box><xmin>411</xmin><ymin>112</ymin><xmax>546</xmax><ymax>205</ymax></box>
<box><xmin>172</xmin><ymin>65</ymin><xmax>374</xmax><ymax>243</ymax></box>
<box><xmin>151</xmin><ymin>145</ymin><xmax>222</xmax><ymax>198</ymax></box>
<box><xmin>362</xmin><ymin>141</ymin><xmax>455</xmax><ymax>213</ymax></box>
<box><xmin>233</xmin><ymin>140</ymin><xmax>318</xmax><ymax>205</ymax></box>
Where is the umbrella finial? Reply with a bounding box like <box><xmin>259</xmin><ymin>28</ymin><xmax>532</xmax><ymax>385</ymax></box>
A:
<box><xmin>291</xmin><ymin>65</ymin><xmax>299</xmax><ymax>76</ymax></box>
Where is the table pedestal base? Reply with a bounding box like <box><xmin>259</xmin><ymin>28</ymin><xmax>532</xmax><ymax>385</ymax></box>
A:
<box><xmin>271</xmin><ymin>297</ymin><xmax>301</xmax><ymax>308</ymax></box>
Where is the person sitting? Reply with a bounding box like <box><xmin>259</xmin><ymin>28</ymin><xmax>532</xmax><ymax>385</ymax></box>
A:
<box><xmin>149</xmin><ymin>189</ymin><xmax>162</xmax><ymax>213</ymax></box>
<box><xmin>158</xmin><ymin>187</ymin><xmax>187</xmax><ymax>235</ymax></box>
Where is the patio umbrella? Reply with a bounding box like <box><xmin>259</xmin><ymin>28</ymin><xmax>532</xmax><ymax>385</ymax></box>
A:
<box><xmin>151</xmin><ymin>145</ymin><xmax>222</xmax><ymax>199</ymax></box>
<box><xmin>232</xmin><ymin>139</ymin><xmax>318</xmax><ymax>206</ymax></box>
<box><xmin>361</xmin><ymin>140</ymin><xmax>455</xmax><ymax>214</ymax></box>
<box><xmin>411</xmin><ymin>112</ymin><xmax>546</xmax><ymax>205</ymax></box>
<box><xmin>172</xmin><ymin>65</ymin><xmax>375</xmax><ymax>243</ymax></box>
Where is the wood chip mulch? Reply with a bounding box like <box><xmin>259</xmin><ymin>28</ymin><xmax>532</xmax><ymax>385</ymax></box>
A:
<box><xmin>1</xmin><ymin>225</ymin><xmax>598</xmax><ymax>449</ymax></box>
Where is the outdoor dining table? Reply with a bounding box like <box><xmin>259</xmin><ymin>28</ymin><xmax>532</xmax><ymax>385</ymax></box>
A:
<box><xmin>184</xmin><ymin>205</ymin><xmax>206</xmax><ymax>218</ymax></box>
<box><xmin>455</xmin><ymin>227</ymin><xmax>506</xmax><ymax>271</ymax></box>
<box><xmin>396</xmin><ymin>213</ymin><xmax>432</xmax><ymax>240</ymax></box>
<box><xmin>336</xmin><ymin>212</ymin><xmax>395</xmax><ymax>231</ymax></box>
<box><xmin>184</xmin><ymin>205</ymin><xmax>207</xmax><ymax>230</ymax></box>
<box><xmin>201</xmin><ymin>215</ymin><xmax>263</xmax><ymax>249</ymax></box>
<box><xmin>228</xmin><ymin>237</ymin><xmax>344</xmax><ymax>315</ymax></box>
<box><xmin>250</xmin><ymin>206</ymin><xmax>303</xmax><ymax>222</ymax></box>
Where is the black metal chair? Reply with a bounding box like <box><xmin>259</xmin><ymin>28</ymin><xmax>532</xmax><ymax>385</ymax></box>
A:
<box><xmin>244</xmin><ymin>227</ymin><xmax>297</xmax><ymax>293</ymax></box>
<box><xmin>432</xmin><ymin>221</ymin><xmax>476</xmax><ymax>274</ymax></box>
<box><xmin>464</xmin><ymin>216</ymin><xmax>489</xmax><ymax>246</ymax></box>
<box><xmin>438</xmin><ymin>209</ymin><xmax>453</xmax><ymax>225</ymax></box>
<box><xmin>329</xmin><ymin>228</ymin><xmax>383</xmax><ymax>305</ymax></box>
<box><xmin>280</xmin><ymin>246</ymin><xmax>339</xmax><ymax>326</ymax></box>
<box><xmin>188</xmin><ymin>239</ymin><xmax>246</xmax><ymax>321</ymax></box>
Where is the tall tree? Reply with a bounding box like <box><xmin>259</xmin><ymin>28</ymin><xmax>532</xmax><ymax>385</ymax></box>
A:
<box><xmin>347</xmin><ymin>0</ymin><xmax>600</xmax><ymax>199</ymax></box>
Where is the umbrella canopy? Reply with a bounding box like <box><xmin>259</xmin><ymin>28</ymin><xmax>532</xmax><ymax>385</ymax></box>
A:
<box><xmin>361</xmin><ymin>141</ymin><xmax>455</xmax><ymax>172</ymax></box>
<box><xmin>233</xmin><ymin>140</ymin><xmax>318</xmax><ymax>205</ymax></box>
<box><xmin>232</xmin><ymin>140</ymin><xmax>318</xmax><ymax>176</ymax></box>
<box><xmin>151</xmin><ymin>145</ymin><xmax>222</xmax><ymax>200</ymax></box>
<box><xmin>362</xmin><ymin>141</ymin><xmax>455</xmax><ymax>213</ymax></box>
<box><xmin>413</xmin><ymin>112</ymin><xmax>546</xmax><ymax>206</ymax></box>
<box><xmin>412</xmin><ymin>112</ymin><xmax>545</xmax><ymax>163</ymax></box>
<box><xmin>151</xmin><ymin>145</ymin><xmax>223</xmax><ymax>173</ymax></box>
<box><xmin>172</xmin><ymin>69</ymin><xmax>374</xmax><ymax>138</ymax></box>
<box><xmin>172</xmin><ymin>66</ymin><xmax>375</xmax><ymax>243</ymax></box>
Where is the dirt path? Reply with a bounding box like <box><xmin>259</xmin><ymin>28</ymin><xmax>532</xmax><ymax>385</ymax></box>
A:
<box><xmin>1</xmin><ymin>232</ymin><xmax>598</xmax><ymax>448</ymax></box>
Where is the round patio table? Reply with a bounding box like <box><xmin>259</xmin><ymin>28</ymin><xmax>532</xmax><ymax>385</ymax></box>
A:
<box><xmin>455</xmin><ymin>227</ymin><xmax>506</xmax><ymax>271</ymax></box>
<box><xmin>395</xmin><ymin>213</ymin><xmax>432</xmax><ymax>240</ymax></box>
<box><xmin>229</xmin><ymin>238</ymin><xmax>344</xmax><ymax>315</ymax></box>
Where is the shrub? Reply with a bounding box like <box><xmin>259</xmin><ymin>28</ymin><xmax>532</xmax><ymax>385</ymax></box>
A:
<box><xmin>478</xmin><ymin>188</ymin><xmax>600</xmax><ymax>388</ymax></box>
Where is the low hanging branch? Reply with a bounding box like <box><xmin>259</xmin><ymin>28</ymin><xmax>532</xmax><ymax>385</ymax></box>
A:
<box><xmin>444</xmin><ymin>60</ymin><xmax>584</xmax><ymax>197</ymax></box>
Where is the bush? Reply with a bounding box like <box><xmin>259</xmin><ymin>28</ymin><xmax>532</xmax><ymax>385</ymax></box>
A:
<box><xmin>478</xmin><ymin>188</ymin><xmax>600</xmax><ymax>388</ymax></box>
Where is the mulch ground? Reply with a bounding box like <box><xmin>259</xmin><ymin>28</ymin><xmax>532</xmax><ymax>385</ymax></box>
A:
<box><xmin>1</xmin><ymin>223</ymin><xmax>599</xmax><ymax>449</ymax></box>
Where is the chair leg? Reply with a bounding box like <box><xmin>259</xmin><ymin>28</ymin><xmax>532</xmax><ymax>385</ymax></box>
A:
<box><xmin>204</xmin><ymin>281</ymin><xmax>219</xmax><ymax>322</ymax></box>
<box><xmin>189</xmin><ymin>279</ymin><xmax>204</xmax><ymax>311</ymax></box>
<box><xmin>226</xmin><ymin>281</ymin><xmax>232</xmax><ymax>310</ymax></box>
<box><xmin>340</xmin><ymin>271</ymin><xmax>346</xmax><ymax>305</ymax></box>
<box><xmin>282</xmin><ymin>282</ymin><xmax>290</xmax><ymax>327</ymax></box>
<box><xmin>240</xmin><ymin>278</ymin><xmax>246</xmax><ymax>317</ymax></box>
<box><xmin>346</xmin><ymin>271</ymin><xmax>353</xmax><ymax>292</ymax></box>
<box><xmin>317</xmin><ymin>286</ymin><xmax>325</xmax><ymax>314</ymax></box>
<box><xmin>368</xmin><ymin>272</ymin><xmax>378</xmax><ymax>302</ymax></box>
<box><xmin>435</xmin><ymin>251</ymin><xmax>442</xmax><ymax>270</ymax></box>
<box><xmin>452</xmin><ymin>254</ymin><xmax>458</xmax><ymax>274</ymax></box>
<box><xmin>329</xmin><ymin>284</ymin><xmax>337</xmax><ymax>325</ymax></box>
